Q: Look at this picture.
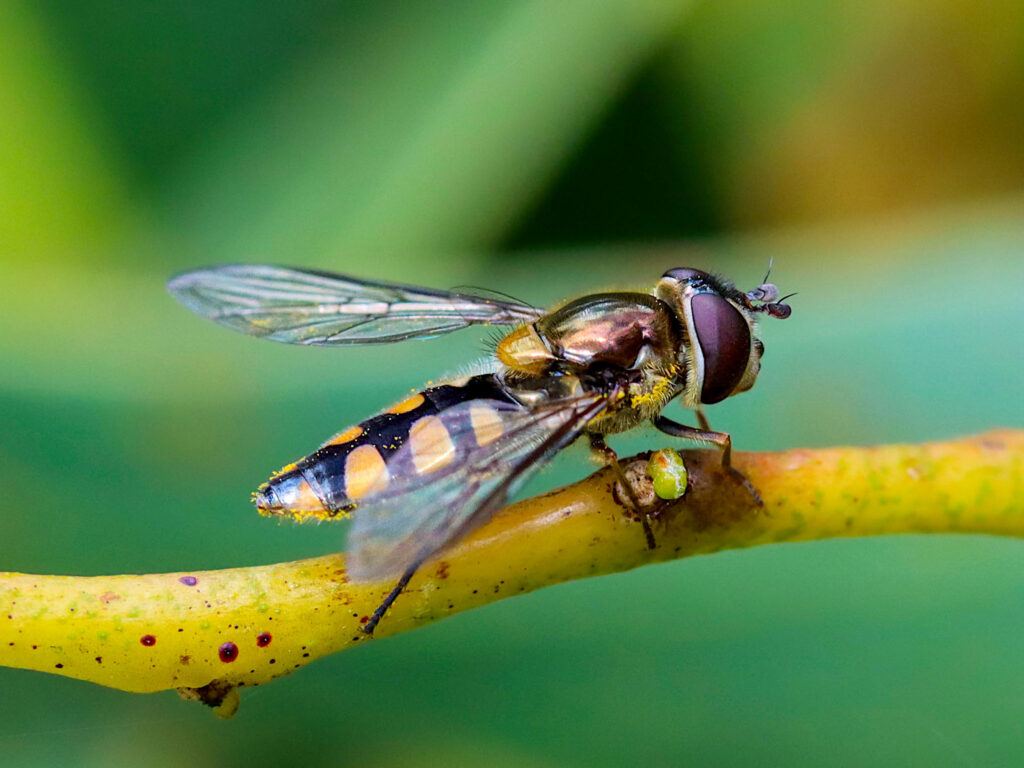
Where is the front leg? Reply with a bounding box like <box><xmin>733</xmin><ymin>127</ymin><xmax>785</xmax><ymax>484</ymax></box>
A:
<box><xmin>652</xmin><ymin>415</ymin><xmax>763</xmax><ymax>506</ymax></box>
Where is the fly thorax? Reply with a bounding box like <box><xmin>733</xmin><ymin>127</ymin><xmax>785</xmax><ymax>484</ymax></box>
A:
<box><xmin>532</xmin><ymin>292</ymin><xmax>681</xmax><ymax>376</ymax></box>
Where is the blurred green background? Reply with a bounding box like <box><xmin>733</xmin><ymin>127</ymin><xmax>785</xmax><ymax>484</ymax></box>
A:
<box><xmin>2</xmin><ymin>0</ymin><xmax>1024</xmax><ymax>765</ymax></box>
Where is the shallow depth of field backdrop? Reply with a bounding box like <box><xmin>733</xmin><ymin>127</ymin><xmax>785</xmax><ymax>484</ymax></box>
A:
<box><xmin>2</xmin><ymin>1</ymin><xmax>1024</xmax><ymax>766</ymax></box>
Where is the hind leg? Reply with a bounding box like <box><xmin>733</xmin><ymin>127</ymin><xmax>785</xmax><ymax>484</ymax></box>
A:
<box><xmin>360</xmin><ymin>558</ymin><xmax>424</xmax><ymax>636</ymax></box>
<box><xmin>589</xmin><ymin>433</ymin><xmax>657</xmax><ymax>549</ymax></box>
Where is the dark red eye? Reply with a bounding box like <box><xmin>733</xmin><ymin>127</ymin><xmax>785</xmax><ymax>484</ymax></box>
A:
<box><xmin>691</xmin><ymin>293</ymin><xmax>751</xmax><ymax>404</ymax></box>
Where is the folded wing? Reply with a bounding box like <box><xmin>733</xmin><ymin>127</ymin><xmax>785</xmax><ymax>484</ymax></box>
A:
<box><xmin>345</xmin><ymin>392</ymin><xmax>610</xmax><ymax>582</ymax></box>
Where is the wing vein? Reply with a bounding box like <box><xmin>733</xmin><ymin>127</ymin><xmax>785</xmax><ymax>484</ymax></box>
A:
<box><xmin>168</xmin><ymin>264</ymin><xmax>543</xmax><ymax>346</ymax></box>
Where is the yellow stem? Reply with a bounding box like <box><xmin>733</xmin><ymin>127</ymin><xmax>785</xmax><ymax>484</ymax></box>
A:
<box><xmin>2</xmin><ymin>430</ymin><xmax>1022</xmax><ymax>717</ymax></box>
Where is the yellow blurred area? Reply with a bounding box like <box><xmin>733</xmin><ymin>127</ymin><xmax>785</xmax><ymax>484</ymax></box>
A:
<box><xmin>0</xmin><ymin>2</ymin><xmax>127</xmax><ymax>258</ymax></box>
<box><xmin>705</xmin><ymin>0</ymin><xmax>1024</xmax><ymax>226</ymax></box>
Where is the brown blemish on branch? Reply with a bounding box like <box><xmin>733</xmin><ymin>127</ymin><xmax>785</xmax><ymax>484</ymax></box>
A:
<box><xmin>1</xmin><ymin>430</ymin><xmax>1023</xmax><ymax>717</ymax></box>
<box><xmin>177</xmin><ymin>679</ymin><xmax>240</xmax><ymax>719</ymax></box>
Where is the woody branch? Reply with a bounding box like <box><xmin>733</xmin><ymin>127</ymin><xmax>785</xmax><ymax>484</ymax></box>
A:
<box><xmin>1</xmin><ymin>430</ymin><xmax>1022</xmax><ymax>717</ymax></box>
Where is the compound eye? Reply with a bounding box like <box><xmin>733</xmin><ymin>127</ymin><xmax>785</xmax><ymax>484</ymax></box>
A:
<box><xmin>691</xmin><ymin>293</ymin><xmax>751</xmax><ymax>404</ymax></box>
<box><xmin>662</xmin><ymin>267</ymin><xmax>709</xmax><ymax>283</ymax></box>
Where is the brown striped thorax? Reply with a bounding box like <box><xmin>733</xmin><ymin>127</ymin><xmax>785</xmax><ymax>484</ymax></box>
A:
<box><xmin>169</xmin><ymin>263</ymin><xmax>791</xmax><ymax>633</ymax></box>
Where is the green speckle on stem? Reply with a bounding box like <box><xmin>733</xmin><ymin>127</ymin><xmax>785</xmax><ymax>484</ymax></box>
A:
<box><xmin>975</xmin><ymin>479</ymin><xmax>993</xmax><ymax>506</ymax></box>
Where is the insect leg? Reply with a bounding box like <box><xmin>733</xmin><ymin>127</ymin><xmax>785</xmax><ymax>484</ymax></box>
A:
<box><xmin>589</xmin><ymin>434</ymin><xmax>656</xmax><ymax>549</ymax></box>
<box><xmin>361</xmin><ymin>557</ymin><xmax>424</xmax><ymax>636</ymax></box>
<box><xmin>694</xmin><ymin>407</ymin><xmax>712</xmax><ymax>433</ymax></box>
<box><xmin>652</xmin><ymin>415</ymin><xmax>763</xmax><ymax>506</ymax></box>
<box><xmin>360</xmin><ymin>395</ymin><xmax>611</xmax><ymax>636</ymax></box>
<box><xmin>359</xmin><ymin>470</ymin><xmax>486</xmax><ymax>636</ymax></box>
<box><xmin>358</xmin><ymin>446</ymin><xmax>539</xmax><ymax>637</ymax></box>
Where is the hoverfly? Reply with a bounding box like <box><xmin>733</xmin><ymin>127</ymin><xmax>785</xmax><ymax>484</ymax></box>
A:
<box><xmin>168</xmin><ymin>264</ymin><xmax>792</xmax><ymax>634</ymax></box>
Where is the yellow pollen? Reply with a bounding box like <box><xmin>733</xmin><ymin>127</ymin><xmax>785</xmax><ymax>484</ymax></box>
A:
<box><xmin>257</xmin><ymin>476</ymin><xmax>323</xmax><ymax>514</ymax></box>
<box><xmin>629</xmin><ymin>375</ymin><xmax>675</xmax><ymax>408</ymax></box>
<box><xmin>289</xmin><ymin>478</ymin><xmax>325</xmax><ymax>511</ymax></box>
<box><xmin>270</xmin><ymin>461</ymin><xmax>299</xmax><ymax>479</ymax></box>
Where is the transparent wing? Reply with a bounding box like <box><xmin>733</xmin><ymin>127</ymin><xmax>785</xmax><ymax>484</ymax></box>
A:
<box><xmin>346</xmin><ymin>392</ymin><xmax>611</xmax><ymax>582</ymax></box>
<box><xmin>167</xmin><ymin>264</ymin><xmax>543</xmax><ymax>345</ymax></box>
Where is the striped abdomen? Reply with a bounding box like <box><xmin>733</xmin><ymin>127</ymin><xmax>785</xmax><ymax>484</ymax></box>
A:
<box><xmin>255</xmin><ymin>374</ymin><xmax>520</xmax><ymax>521</ymax></box>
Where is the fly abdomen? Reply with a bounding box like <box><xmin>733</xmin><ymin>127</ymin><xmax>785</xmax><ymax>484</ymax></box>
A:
<box><xmin>255</xmin><ymin>374</ymin><xmax>519</xmax><ymax>522</ymax></box>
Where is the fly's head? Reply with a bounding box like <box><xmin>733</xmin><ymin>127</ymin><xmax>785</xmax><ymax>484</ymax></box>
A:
<box><xmin>655</xmin><ymin>267</ymin><xmax>793</xmax><ymax>408</ymax></box>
